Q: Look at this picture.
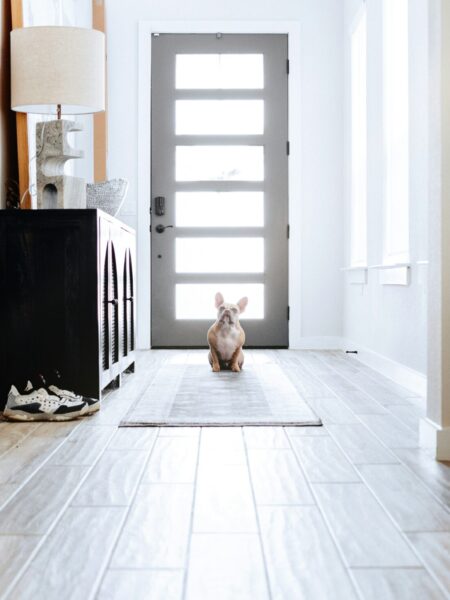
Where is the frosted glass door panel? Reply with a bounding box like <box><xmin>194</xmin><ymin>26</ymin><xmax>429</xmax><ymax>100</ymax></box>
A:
<box><xmin>176</xmin><ymin>192</ymin><xmax>264</xmax><ymax>227</ymax></box>
<box><xmin>176</xmin><ymin>284</ymin><xmax>264</xmax><ymax>319</ymax></box>
<box><xmin>176</xmin><ymin>54</ymin><xmax>264</xmax><ymax>89</ymax></box>
<box><xmin>176</xmin><ymin>146</ymin><xmax>264</xmax><ymax>181</ymax></box>
<box><xmin>176</xmin><ymin>100</ymin><xmax>264</xmax><ymax>135</ymax></box>
<box><xmin>176</xmin><ymin>238</ymin><xmax>264</xmax><ymax>273</ymax></box>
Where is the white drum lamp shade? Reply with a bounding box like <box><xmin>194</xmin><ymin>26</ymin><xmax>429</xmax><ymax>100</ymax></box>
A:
<box><xmin>11</xmin><ymin>26</ymin><xmax>105</xmax><ymax>115</ymax></box>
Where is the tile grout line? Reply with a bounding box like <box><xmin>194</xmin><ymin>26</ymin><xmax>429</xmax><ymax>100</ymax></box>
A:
<box><xmin>295</xmin><ymin>353</ymin><xmax>409</xmax><ymax>452</ymax></box>
<box><xmin>107</xmin><ymin>567</ymin><xmax>185</xmax><ymax>572</ymax></box>
<box><xmin>181</xmin><ymin>425</ymin><xmax>202</xmax><ymax>600</ymax></box>
<box><xmin>0</xmin><ymin>422</ymin><xmax>42</xmax><ymax>461</ymax></box>
<box><xmin>87</xmin><ymin>428</ymin><xmax>161</xmax><ymax>600</ymax></box>
<box><xmin>303</xmin><ymin>352</ymin><xmax>450</xmax><ymax>595</ymax></box>
<box><xmin>312</xmin><ymin>352</ymin><xmax>417</xmax><ymax>434</ymax></box>
<box><xmin>310</xmin><ymin>352</ymin><xmax>450</xmax><ymax>514</ymax></box>
<box><xmin>348</xmin><ymin>565</ymin><xmax>444</xmax><ymax>571</ymax></box>
<box><xmin>288</xmin><ymin>438</ymin><xmax>361</xmax><ymax>485</ymax></box>
<box><xmin>341</xmin><ymin>352</ymin><xmax>423</xmax><ymax>401</ymax></box>
<box><xmin>0</xmin><ymin>420</ymin><xmax>86</xmax><ymax>511</ymax></box>
<box><xmin>347</xmin><ymin>462</ymin><xmax>450</xmax><ymax>596</ymax></box>
<box><xmin>353</xmin><ymin>463</ymin><xmax>450</xmax><ymax>526</ymax></box>
<box><xmin>384</xmin><ymin>404</ymin><xmax>425</xmax><ymax>435</ymax></box>
<box><xmin>283</xmin><ymin>426</ymin><xmax>365</xmax><ymax>600</ymax></box>
<box><xmin>282</xmin><ymin>353</ymin><xmax>403</xmax><ymax>467</ymax></box>
<box><xmin>242</xmin><ymin>426</ymin><xmax>275</xmax><ymax>600</ymax></box>
<box><xmin>69</xmin><ymin>446</ymin><xmax>166</xmax><ymax>508</ymax></box>
<box><xmin>1</xmin><ymin>426</ymin><xmax>118</xmax><ymax>600</ymax></box>
<box><xmin>322</xmin><ymin>353</ymin><xmax>424</xmax><ymax>408</ymax></box>
<box><xmin>307</xmin><ymin>353</ymin><xmax>441</xmax><ymax>492</ymax></box>
<box><xmin>294</xmin><ymin>352</ymin><xmax>390</xmax><ymax>414</ymax></box>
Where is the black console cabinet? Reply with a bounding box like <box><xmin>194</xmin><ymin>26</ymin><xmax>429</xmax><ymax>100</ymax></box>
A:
<box><xmin>0</xmin><ymin>209</ymin><xmax>136</xmax><ymax>407</ymax></box>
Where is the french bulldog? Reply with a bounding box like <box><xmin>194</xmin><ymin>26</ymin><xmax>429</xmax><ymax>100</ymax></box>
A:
<box><xmin>207</xmin><ymin>292</ymin><xmax>248</xmax><ymax>372</ymax></box>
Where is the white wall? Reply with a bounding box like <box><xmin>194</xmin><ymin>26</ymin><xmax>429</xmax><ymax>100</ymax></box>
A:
<box><xmin>106</xmin><ymin>0</ymin><xmax>345</xmax><ymax>346</ymax></box>
<box><xmin>343</xmin><ymin>0</ymin><xmax>428</xmax><ymax>376</ymax></box>
<box><xmin>299</xmin><ymin>2</ymin><xmax>344</xmax><ymax>342</ymax></box>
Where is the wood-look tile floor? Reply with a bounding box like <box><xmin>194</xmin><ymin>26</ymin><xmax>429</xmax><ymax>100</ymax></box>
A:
<box><xmin>0</xmin><ymin>350</ymin><xmax>449</xmax><ymax>600</ymax></box>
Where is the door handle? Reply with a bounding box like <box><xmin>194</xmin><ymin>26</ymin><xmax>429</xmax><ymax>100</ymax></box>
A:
<box><xmin>155</xmin><ymin>224</ymin><xmax>174</xmax><ymax>233</ymax></box>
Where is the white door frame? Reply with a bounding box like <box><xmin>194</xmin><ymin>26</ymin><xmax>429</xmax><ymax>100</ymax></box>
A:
<box><xmin>137</xmin><ymin>20</ymin><xmax>302</xmax><ymax>349</ymax></box>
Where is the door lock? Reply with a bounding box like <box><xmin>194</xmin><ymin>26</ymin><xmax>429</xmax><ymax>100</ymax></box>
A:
<box><xmin>154</xmin><ymin>196</ymin><xmax>166</xmax><ymax>216</ymax></box>
<box><xmin>155</xmin><ymin>224</ymin><xmax>174</xmax><ymax>233</ymax></box>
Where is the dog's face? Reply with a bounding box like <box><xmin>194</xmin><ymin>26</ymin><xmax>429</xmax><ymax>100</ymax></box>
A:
<box><xmin>215</xmin><ymin>292</ymin><xmax>248</xmax><ymax>326</ymax></box>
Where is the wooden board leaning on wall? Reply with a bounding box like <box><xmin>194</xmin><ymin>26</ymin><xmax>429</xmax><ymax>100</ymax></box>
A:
<box><xmin>11</xmin><ymin>0</ymin><xmax>29</xmax><ymax>208</ymax></box>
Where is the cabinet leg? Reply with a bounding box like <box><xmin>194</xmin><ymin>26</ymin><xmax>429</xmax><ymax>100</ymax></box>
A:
<box><xmin>126</xmin><ymin>361</ymin><xmax>135</xmax><ymax>374</ymax></box>
<box><xmin>112</xmin><ymin>374</ymin><xmax>122</xmax><ymax>388</ymax></box>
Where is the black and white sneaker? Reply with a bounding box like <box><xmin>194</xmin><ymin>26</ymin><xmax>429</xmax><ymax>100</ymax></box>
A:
<box><xmin>37</xmin><ymin>372</ymin><xmax>100</xmax><ymax>416</ymax></box>
<box><xmin>3</xmin><ymin>382</ymin><xmax>87</xmax><ymax>421</ymax></box>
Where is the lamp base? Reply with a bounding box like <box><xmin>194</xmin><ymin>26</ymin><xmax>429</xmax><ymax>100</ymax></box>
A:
<box><xmin>36</xmin><ymin>119</ymin><xmax>86</xmax><ymax>209</ymax></box>
<box><xmin>40</xmin><ymin>175</ymin><xmax>87</xmax><ymax>209</ymax></box>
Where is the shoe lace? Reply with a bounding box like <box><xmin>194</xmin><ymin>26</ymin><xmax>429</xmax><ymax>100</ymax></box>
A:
<box><xmin>50</xmin><ymin>385</ymin><xmax>77</xmax><ymax>399</ymax></box>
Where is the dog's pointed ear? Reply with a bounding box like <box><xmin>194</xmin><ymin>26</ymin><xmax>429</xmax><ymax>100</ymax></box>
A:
<box><xmin>237</xmin><ymin>297</ymin><xmax>248</xmax><ymax>313</ymax></box>
<box><xmin>215</xmin><ymin>292</ymin><xmax>224</xmax><ymax>308</ymax></box>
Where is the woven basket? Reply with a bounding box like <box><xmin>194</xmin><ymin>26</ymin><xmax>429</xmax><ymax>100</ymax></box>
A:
<box><xmin>86</xmin><ymin>178</ymin><xmax>129</xmax><ymax>216</ymax></box>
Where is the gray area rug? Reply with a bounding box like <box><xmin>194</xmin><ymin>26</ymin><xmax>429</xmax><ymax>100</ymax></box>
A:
<box><xmin>120</xmin><ymin>355</ymin><xmax>321</xmax><ymax>427</ymax></box>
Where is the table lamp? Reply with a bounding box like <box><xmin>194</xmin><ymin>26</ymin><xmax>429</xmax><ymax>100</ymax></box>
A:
<box><xmin>11</xmin><ymin>26</ymin><xmax>105</xmax><ymax>209</ymax></box>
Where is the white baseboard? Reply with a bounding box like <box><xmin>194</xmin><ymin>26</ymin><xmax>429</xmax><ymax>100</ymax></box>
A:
<box><xmin>420</xmin><ymin>418</ymin><xmax>450</xmax><ymax>460</ymax></box>
<box><xmin>342</xmin><ymin>338</ymin><xmax>427</xmax><ymax>397</ymax></box>
<box><xmin>290</xmin><ymin>336</ymin><xmax>344</xmax><ymax>350</ymax></box>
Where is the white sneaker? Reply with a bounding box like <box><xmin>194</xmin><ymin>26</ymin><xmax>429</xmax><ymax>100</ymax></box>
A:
<box><xmin>30</xmin><ymin>373</ymin><xmax>100</xmax><ymax>416</ymax></box>
<box><xmin>3</xmin><ymin>382</ymin><xmax>87</xmax><ymax>421</ymax></box>
<box><xmin>48</xmin><ymin>384</ymin><xmax>100</xmax><ymax>415</ymax></box>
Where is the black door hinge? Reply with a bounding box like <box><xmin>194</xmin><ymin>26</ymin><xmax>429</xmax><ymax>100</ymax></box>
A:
<box><xmin>287</xmin><ymin>224</ymin><xmax>290</xmax><ymax>239</ymax></box>
<box><xmin>286</xmin><ymin>59</ymin><xmax>290</xmax><ymax>74</ymax></box>
<box><xmin>286</xmin><ymin>141</ymin><xmax>290</xmax><ymax>156</ymax></box>
<box><xmin>287</xmin><ymin>306</ymin><xmax>290</xmax><ymax>320</ymax></box>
